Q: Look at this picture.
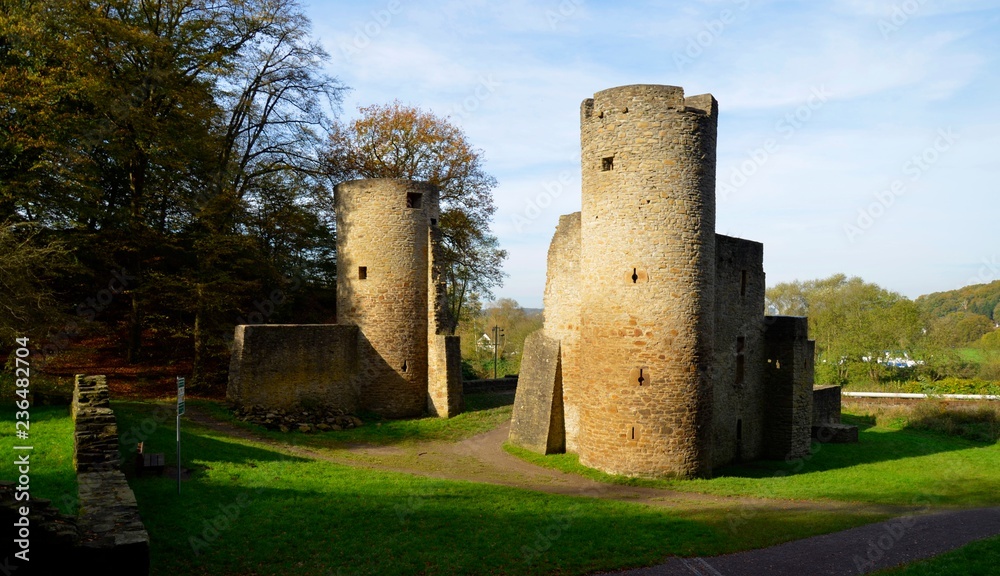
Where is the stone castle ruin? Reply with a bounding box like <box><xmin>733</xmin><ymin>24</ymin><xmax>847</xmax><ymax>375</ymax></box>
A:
<box><xmin>227</xmin><ymin>83</ymin><xmax>849</xmax><ymax>479</ymax></box>
<box><xmin>227</xmin><ymin>179</ymin><xmax>463</xmax><ymax>419</ymax></box>
<box><xmin>508</xmin><ymin>85</ymin><xmax>819</xmax><ymax>478</ymax></box>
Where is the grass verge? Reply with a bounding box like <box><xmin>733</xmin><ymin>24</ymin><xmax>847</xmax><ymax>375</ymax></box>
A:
<box><xmin>874</xmin><ymin>534</ymin><xmax>1000</xmax><ymax>575</ymax></box>
<box><xmin>506</xmin><ymin>412</ymin><xmax>1000</xmax><ymax>508</ymax></box>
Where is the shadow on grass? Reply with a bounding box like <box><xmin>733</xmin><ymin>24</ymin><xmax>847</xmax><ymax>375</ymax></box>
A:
<box><xmin>193</xmin><ymin>392</ymin><xmax>515</xmax><ymax>449</ymax></box>
<box><xmin>711</xmin><ymin>412</ymin><xmax>994</xmax><ymax>481</ymax></box>
<box><xmin>114</xmin><ymin>401</ymin><xmax>313</xmax><ymax>475</ymax></box>
<box><xmin>114</xmin><ymin>401</ymin><xmax>752</xmax><ymax>576</ymax></box>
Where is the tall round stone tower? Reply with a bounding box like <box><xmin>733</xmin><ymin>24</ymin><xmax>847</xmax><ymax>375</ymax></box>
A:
<box><xmin>576</xmin><ymin>85</ymin><xmax>719</xmax><ymax>477</ymax></box>
<box><xmin>335</xmin><ymin>179</ymin><xmax>439</xmax><ymax>418</ymax></box>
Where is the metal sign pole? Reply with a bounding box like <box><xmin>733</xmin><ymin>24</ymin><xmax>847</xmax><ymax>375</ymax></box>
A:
<box><xmin>177</xmin><ymin>376</ymin><xmax>185</xmax><ymax>494</ymax></box>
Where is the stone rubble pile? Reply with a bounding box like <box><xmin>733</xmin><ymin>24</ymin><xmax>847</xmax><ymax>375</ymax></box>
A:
<box><xmin>231</xmin><ymin>404</ymin><xmax>363</xmax><ymax>433</ymax></box>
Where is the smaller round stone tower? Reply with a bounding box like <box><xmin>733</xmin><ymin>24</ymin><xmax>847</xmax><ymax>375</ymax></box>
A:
<box><xmin>576</xmin><ymin>85</ymin><xmax>719</xmax><ymax>478</ymax></box>
<box><xmin>335</xmin><ymin>179</ymin><xmax>439</xmax><ymax>418</ymax></box>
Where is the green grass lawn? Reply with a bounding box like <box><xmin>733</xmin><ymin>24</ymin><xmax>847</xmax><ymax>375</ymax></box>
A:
<box><xmin>507</xmin><ymin>412</ymin><xmax>1000</xmax><ymax>508</ymax></box>
<box><xmin>196</xmin><ymin>392</ymin><xmax>515</xmax><ymax>447</ymax></box>
<box><xmin>4</xmin><ymin>394</ymin><xmax>998</xmax><ymax>575</ymax></box>
<box><xmin>0</xmin><ymin>403</ymin><xmax>78</xmax><ymax>515</ymax></box>
<box><xmin>874</xmin><ymin>534</ymin><xmax>1000</xmax><ymax>575</ymax></box>
<box><xmin>111</xmin><ymin>400</ymin><xmax>887</xmax><ymax>575</ymax></box>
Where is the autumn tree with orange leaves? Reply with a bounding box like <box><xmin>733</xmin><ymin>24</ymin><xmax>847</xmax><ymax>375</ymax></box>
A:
<box><xmin>325</xmin><ymin>101</ymin><xmax>507</xmax><ymax>331</ymax></box>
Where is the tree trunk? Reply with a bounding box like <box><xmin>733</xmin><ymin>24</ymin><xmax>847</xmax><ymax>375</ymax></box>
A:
<box><xmin>192</xmin><ymin>283</ymin><xmax>205</xmax><ymax>387</ymax></box>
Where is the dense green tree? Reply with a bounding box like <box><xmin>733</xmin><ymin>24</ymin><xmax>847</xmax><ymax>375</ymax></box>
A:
<box><xmin>981</xmin><ymin>329</ymin><xmax>1000</xmax><ymax>351</ymax></box>
<box><xmin>767</xmin><ymin>274</ymin><xmax>923</xmax><ymax>386</ymax></box>
<box><xmin>1</xmin><ymin>0</ymin><xmax>344</xmax><ymax>380</ymax></box>
<box><xmin>0</xmin><ymin>221</ymin><xmax>77</xmax><ymax>344</ymax></box>
<box><xmin>916</xmin><ymin>280</ymin><xmax>1000</xmax><ymax>322</ymax></box>
<box><xmin>926</xmin><ymin>312</ymin><xmax>996</xmax><ymax>349</ymax></box>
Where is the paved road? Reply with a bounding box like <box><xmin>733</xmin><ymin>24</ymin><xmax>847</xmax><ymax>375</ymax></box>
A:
<box><xmin>597</xmin><ymin>506</ymin><xmax>1000</xmax><ymax>575</ymax></box>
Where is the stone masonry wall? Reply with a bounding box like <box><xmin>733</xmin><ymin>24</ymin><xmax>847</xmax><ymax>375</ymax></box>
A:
<box><xmin>427</xmin><ymin>222</ymin><xmax>464</xmax><ymax>418</ymax></box>
<box><xmin>72</xmin><ymin>374</ymin><xmax>121</xmax><ymax>473</ymax></box>
<box><xmin>712</xmin><ymin>235</ymin><xmax>767</xmax><ymax>466</ymax></box>
<box><xmin>509</xmin><ymin>332</ymin><xmax>564</xmax><ymax>454</ymax></box>
<box><xmin>762</xmin><ymin>318</ymin><xmax>815</xmax><ymax>460</ymax></box>
<box><xmin>813</xmin><ymin>385</ymin><xmax>843</xmax><ymax>425</ymax></box>
<box><xmin>226</xmin><ymin>324</ymin><xmax>360</xmax><ymax>413</ymax></box>
<box><xmin>541</xmin><ymin>212</ymin><xmax>582</xmax><ymax>450</ymax></box>
<box><xmin>72</xmin><ymin>375</ymin><xmax>150</xmax><ymax>574</ymax></box>
<box><xmin>576</xmin><ymin>84</ymin><xmax>719</xmax><ymax>478</ymax></box>
<box><xmin>336</xmin><ymin>179</ymin><xmax>435</xmax><ymax>418</ymax></box>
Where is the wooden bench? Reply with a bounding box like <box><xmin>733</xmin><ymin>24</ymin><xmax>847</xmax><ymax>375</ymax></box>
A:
<box><xmin>134</xmin><ymin>442</ymin><xmax>165</xmax><ymax>477</ymax></box>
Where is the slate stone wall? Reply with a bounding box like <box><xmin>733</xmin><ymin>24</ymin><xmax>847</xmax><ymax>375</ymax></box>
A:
<box><xmin>72</xmin><ymin>375</ymin><xmax>150</xmax><ymax>574</ymax></box>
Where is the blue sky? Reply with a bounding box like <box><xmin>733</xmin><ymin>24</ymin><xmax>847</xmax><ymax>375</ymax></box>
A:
<box><xmin>305</xmin><ymin>0</ymin><xmax>1000</xmax><ymax>308</ymax></box>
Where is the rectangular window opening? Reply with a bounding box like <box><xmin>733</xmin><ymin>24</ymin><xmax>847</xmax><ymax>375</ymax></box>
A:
<box><xmin>406</xmin><ymin>192</ymin><xmax>423</xmax><ymax>209</ymax></box>
<box><xmin>601</xmin><ymin>156</ymin><xmax>614</xmax><ymax>171</ymax></box>
<box><xmin>735</xmin><ymin>336</ymin><xmax>746</xmax><ymax>386</ymax></box>
<box><xmin>358</xmin><ymin>266</ymin><xmax>367</xmax><ymax>280</ymax></box>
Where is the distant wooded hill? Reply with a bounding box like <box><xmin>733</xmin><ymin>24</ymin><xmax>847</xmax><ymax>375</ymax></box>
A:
<box><xmin>916</xmin><ymin>280</ymin><xmax>1000</xmax><ymax>321</ymax></box>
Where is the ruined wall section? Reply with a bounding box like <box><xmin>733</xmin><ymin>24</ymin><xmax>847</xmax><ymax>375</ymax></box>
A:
<box><xmin>576</xmin><ymin>85</ymin><xmax>719</xmax><ymax>478</ymax></box>
<box><xmin>711</xmin><ymin>235</ymin><xmax>766</xmax><ymax>467</ymax></box>
<box><xmin>763</xmin><ymin>316</ymin><xmax>815</xmax><ymax>460</ymax></box>
<box><xmin>226</xmin><ymin>324</ymin><xmax>360</xmax><ymax>412</ymax></box>
<box><xmin>336</xmin><ymin>179</ymin><xmax>435</xmax><ymax>418</ymax></box>
<box><xmin>541</xmin><ymin>212</ymin><xmax>582</xmax><ymax>450</ymax></box>
<box><xmin>427</xmin><ymin>220</ymin><xmax>464</xmax><ymax>418</ymax></box>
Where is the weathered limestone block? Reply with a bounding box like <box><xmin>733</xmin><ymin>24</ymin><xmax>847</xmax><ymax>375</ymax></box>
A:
<box><xmin>509</xmin><ymin>331</ymin><xmax>565</xmax><ymax>454</ymax></box>
<box><xmin>813</xmin><ymin>422</ymin><xmax>859</xmax><ymax>443</ymax></box>
<box><xmin>541</xmin><ymin>212</ymin><xmax>581</xmax><ymax>450</ymax></box>
<box><xmin>812</xmin><ymin>385</ymin><xmax>858</xmax><ymax>443</ymax></box>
